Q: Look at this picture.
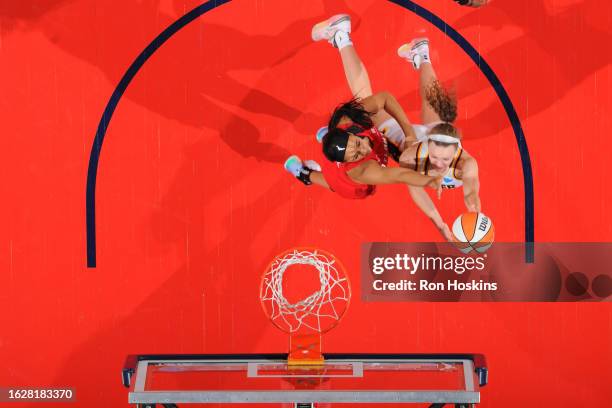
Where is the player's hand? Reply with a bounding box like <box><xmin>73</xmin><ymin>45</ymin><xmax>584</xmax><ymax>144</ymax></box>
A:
<box><xmin>427</xmin><ymin>176</ymin><xmax>443</xmax><ymax>199</ymax></box>
<box><xmin>466</xmin><ymin>203</ymin><xmax>479</xmax><ymax>212</ymax></box>
<box><xmin>464</xmin><ymin>194</ymin><xmax>481</xmax><ymax>213</ymax></box>
<box><xmin>463</xmin><ymin>0</ymin><xmax>490</xmax><ymax>7</ymax></box>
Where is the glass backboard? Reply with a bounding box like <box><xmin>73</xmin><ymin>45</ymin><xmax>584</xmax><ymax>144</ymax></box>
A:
<box><xmin>122</xmin><ymin>354</ymin><xmax>487</xmax><ymax>408</ymax></box>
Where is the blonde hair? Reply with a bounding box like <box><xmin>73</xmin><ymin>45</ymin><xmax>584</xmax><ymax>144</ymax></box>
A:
<box><xmin>428</xmin><ymin>123</ymin><xmax>461</xmax><ymax>147</ymax></box>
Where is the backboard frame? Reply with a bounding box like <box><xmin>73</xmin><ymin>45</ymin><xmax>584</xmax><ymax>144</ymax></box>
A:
<box><xmin>122</xmin><ymin>353</ymin><xmax>488</xmax><ymax>406</ymax></box>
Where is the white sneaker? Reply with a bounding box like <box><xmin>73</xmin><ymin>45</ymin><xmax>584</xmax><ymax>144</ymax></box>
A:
<box><xmin>284</xmin><ymin>155</ymin><xmax>304</xmax><ymax>177</ymax></box>
<box><xmin>284</xmin><ymin>156</ymin><xmax>321</xmax><ymax>176</ymax></box>
<box><xmin>398</xmin><ymin>38</ymin><xmax>430</xmax><ymax>69</ymax></box>
<box><xmin>304</xmin><ymin>160</ymin><xmax>321</xmax><ymax>172</ymax></box>
<box><xmin>311</xmin><ymin>14</ymin><xmax>351</xmax><ymax>47</ymax></box>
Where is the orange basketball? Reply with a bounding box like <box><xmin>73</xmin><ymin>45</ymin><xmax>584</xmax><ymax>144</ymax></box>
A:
<box><xmin>451</xmin><ymin>212</ymin><xmax>495</xmax><ymax>254</ymax></box>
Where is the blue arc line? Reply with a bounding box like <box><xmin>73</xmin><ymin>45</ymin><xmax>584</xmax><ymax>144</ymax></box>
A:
<box><xmin>86</xmin><ymin>0</ymin><xmax>231</xmax><ymax>267</ymax></box>
<box><xmin>86</xmin><ymin>0</ymin><xmax>534</xmax><ymax>267</ymax></box>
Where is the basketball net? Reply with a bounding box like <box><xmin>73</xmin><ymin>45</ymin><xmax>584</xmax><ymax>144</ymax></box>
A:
<box><xmin>260</xmin><ymin>248</ymin><xmax>351</xmax><ymax>365</ymax></box>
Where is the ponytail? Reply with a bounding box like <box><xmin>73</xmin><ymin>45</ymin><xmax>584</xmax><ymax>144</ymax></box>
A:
<box><xmin>426</xmin><ymin>80</ymin><xmax>457</xmax><ymax>123</ymax></box>
<box><xmin>328</xmin><ymin>98</ymin><xmax>373</xmax><ymax>130</ymax></box>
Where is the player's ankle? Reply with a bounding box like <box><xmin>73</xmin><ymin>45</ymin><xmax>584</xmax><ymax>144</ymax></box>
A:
<box><xmin>332</xmin><ymin>30</ymin><xmax>353</xmax><ymax>50</ymax></box>
<box><xmin>415</xmin><ymin>55</ymin><xmax>431</xmax><ymax>69</ymax></box>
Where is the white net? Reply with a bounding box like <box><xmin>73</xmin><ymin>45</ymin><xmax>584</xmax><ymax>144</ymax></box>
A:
<box><xmin>260</xmin><ymin>249</ymin><xmax>351</xmax><ymax>334</ymax></box>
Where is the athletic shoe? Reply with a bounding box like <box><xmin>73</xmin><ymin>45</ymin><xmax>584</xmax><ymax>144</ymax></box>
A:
<box><xmin>397</xmin><ymin>38</ymin><xmax>430</xmax><ymax>69</ymax></box>
<box><xmin>285</xmin><ymin>155</ymin><xmax>322</xmax><ymax>174</ymax></box>
<box><xmin>304</xmin><ymin>159</ymin><xmax>321</xmax><ymax>172</ymax></box>
<box><xmin>315</xmin><ymin>126</ymin><xmax>328</xmax><ymax>143</ymax></box>
<box><xmin>284</xmin><ymin>156</ymin><xmax>321</xmax><ymax>186</ymax></box>
<box><xmin>311</xmin><ymin>14</ymin><xmax>351</xmax><ymax>46</ymax></box>
<box><xmin>284</xmin><ymin>155</ymin><xmax>304</xmax><ymax>177</ymax></box>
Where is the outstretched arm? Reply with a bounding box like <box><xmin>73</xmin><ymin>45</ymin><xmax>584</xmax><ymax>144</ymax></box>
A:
<box><xmin>309</xmin><ymin>171</ymin><xmax>331</xmax><ymax>190</ymax></box>
<box><xmin>461</xmin><ymin>158</ymin><xmax>481</xmax><ymax>212</ymax></box>
<box><xmin>408</xmin><ymin>186</ymin><xmax>454</xmax><ymax>241</ymax></box>
<box><xmin>350</xmin><ymin>161</ymin><xmax>442</xmax><ymax>192</ymax></box>
<box><xmin>361</xmin><ymin>91</ymin><xmax>417</xmax><ymax>143</ymax></box>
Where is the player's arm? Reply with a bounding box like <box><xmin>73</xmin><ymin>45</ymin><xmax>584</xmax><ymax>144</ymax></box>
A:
<box><xmin>309</xmin><ymin>171</ymin><xmax>331</xmax><ymax>190</ymax></box>
<box><xmin>350</xmin><ymin>161</ymin><xmax>442</xmax><ymax>192</ymax></box>
<box><xmin>361</xmin><ymin>91</ymin><xmax>417</xmax><ymax>143</ymax></box>
<box><xmin>408</xmin><ymin>186</ymin><xmax>453</xmax><ymax>242</ymax></box>
<box><xmin>461</xmin><ymin>158</ymin><xmax>481</xmax><ymax>212</ymax></box>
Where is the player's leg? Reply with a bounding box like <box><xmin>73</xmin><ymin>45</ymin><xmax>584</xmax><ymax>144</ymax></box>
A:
<box><xmin>284</xmin><ymin>156</ymin><xmax>330</xmax><ymax>190</ymax></box>
<box><xmin>398</xmin><ymin>39</ymin><xmax>441</xmax><ymax>125</ymax></box>
<box><xmin>312</xmin><ymin>14</ymin><xmax>371</xmax><ymax>99</ymax></box>
<box><xmin>311</xmin><ymin>14</ymin><xmax>410</xmax><ymax>158</ymax></box>
<box><xmin>338</xmin><ymin>45</ymin><xmax>374</xmax><ymax>101</ymax></box>
<box><xmin>311</xmin><ymin>14</ymin><xmax>392</xmax><ymax>126</ymax></box>
<box><xmin>398</xmin><ymin>39</ymin><xmax>458</xmax><ymax>127</ymax></box>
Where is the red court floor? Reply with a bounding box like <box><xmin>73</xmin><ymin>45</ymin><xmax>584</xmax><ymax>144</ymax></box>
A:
<box><xmin>0</xmin><ymin>1</ymin><xmax>610</xmax><ymax>407</ymax></box>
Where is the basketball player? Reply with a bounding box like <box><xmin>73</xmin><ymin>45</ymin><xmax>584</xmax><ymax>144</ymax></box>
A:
<box><xmin>284</xmin><ymin>91</ymin><xmax>444</xmax><ymax>199</ymax></box>
<box><xmin>396</xmin><ymin>38</ymin><xmax>481</xmax><ymax>242</ymax></box>
<box><xmin>285</xmin><ymin>14</ymin><xmax>481</xmax><ymax>241</ymax></box>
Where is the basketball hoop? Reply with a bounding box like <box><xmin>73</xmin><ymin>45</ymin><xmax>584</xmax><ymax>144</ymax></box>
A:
<box><xmin>260</xmin><ymin>248</ymin><xmax>351</xmax><ymax>365</ymax></box>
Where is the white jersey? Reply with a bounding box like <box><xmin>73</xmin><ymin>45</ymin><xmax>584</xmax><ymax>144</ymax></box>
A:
<box><xmin>377</xmin><ymin>118</ymin><xmax>464</xmax><ymax>189</ymax></box>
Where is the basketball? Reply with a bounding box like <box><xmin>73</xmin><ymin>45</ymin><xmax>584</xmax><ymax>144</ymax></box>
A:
<box><xmin>451</xmin><ymin>212</ymin><xmax>495</xmax><ymax>254</ymax></box>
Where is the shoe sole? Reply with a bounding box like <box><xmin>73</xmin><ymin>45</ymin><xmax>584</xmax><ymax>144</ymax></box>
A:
<box><xmin>284</xmin><ymin>155</ymin><xmax>301</xmax><ymax>172</ymax></box>
<box><xmin>397</xmin><ymin>37</ymin><xmax>429</xmax><ymax>58</ymax></box>
<box><xmin>311</xmin><ymin>14</ymin><xmax>350</xmax><ymax>41</ymax></box>
<box><xmin>316</xmin><ymin>126</ymin><xmax>328</xmax><ymax>143</ymax></box>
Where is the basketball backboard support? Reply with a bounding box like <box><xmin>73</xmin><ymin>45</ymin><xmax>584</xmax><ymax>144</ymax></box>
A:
<box><xmin>122</xmin><ymin>353</ymin><xmax>488</xmax><ymax>408</ymax></box>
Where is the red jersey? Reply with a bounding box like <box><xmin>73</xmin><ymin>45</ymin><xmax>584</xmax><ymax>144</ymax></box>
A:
<box><xmin>321</xmin><ymin>124</ymin><xmax>389</xmax><ymax>199</ymax></box>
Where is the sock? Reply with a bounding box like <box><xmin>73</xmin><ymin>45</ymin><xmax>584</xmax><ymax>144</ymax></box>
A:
<box><xmin>417</xmin><ymin>54</ymin><xmax>431</xmax><ymax>69</ymax></box>
<box><xmin>413</xmin><ymin>50</ymin><xmax>431</xmax><ymax>69</ymax></box>
<box><xmin>332</xmin><ymin>30</ymin><xmax>353</xmax><ymax>50</ymax></box>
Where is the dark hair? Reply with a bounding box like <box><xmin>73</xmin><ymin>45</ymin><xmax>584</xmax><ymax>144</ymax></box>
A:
<box><xmin>321</xmin><ymin>98</ymin><xmax>373</xmax><ymax>163</ymax></box>
<box><xmin>322</xmin><ymin>127</ymin><xmax>350</xmax><ymax>162</ymax></box>
<box><xmin>426</xmin><ymin>79</ymin><xmax>457</xmax><ymax>123</ymax></box>
<box><xmin>328</xmin><ymin>98</ymin><xmax>373</xmax><ymax>130</ymax></box>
